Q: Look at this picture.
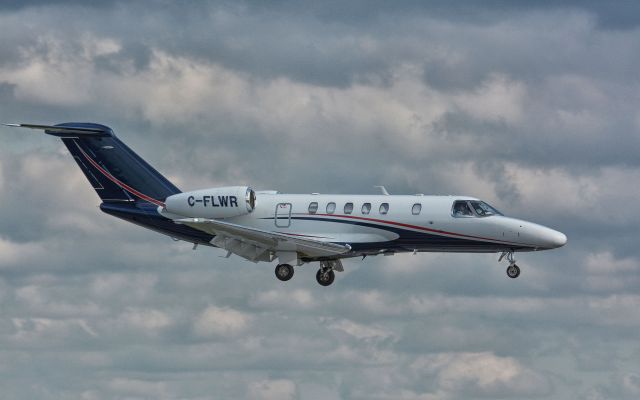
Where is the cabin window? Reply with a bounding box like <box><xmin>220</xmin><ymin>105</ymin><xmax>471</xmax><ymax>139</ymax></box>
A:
<box><xmin>326</xmin><ymin>202</ymin><xmax>336</xmax><ymax>214</ymax></box>
<box><xmin>308</xmin><ymin>202</ymin><xmax>318</xmax><ymax>214</ymax></box>
<box><xmin>469</xmin><ymin>200</ymin><xmax>502</xmax><ymax>217</ymax></box>
<box><xmin>452</xmin><ymin>200</ymin><xmax>474</xmax><ymax>217</ymax></box>
<box><xmin>379</xmin><ymin>203</ymin><xmax>389</xmax><ymax>215</ymax></box>
<box><xmin>412</xmin><ymin>203</ymin><xmax>422</xmax><ymax>215</ymax></box>
<box><xmin>361</xmin><ymin>203</ymin><xmax>371</xmax><ymax>214</ymax></box>
<box><xmin>344</xmin><ymin>202</ymin><xmax>354</xmax><ymax>214</ymax></box>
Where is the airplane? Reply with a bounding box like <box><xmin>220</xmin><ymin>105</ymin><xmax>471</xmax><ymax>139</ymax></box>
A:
<box><xmin>4</xmin><ymin>122</ymin><xmax>567</xmax><ymax>286</ymax></box>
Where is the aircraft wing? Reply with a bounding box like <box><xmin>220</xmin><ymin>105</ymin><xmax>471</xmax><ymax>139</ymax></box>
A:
<box><xmin>174</xmin><ymin>217</ymin><xmax>351</xmax><ymax>262</ymax></box>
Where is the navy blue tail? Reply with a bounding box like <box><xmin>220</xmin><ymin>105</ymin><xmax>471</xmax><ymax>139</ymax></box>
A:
<box><xmin>54</xmin><ymin>123</ymin><xmax>180</xmax><ymax>205</ymax></box>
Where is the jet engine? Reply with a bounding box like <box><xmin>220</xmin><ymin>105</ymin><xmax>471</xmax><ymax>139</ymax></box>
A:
<box><xmin>164</xmin><ymin>186</ymin><xmax>256</xmax><ymax>219</ymax></box>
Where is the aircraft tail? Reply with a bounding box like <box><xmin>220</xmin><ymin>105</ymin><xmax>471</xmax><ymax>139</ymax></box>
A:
<box><xmin>5</xmin><ymin>123</ymin><xmax>180</xmax><ymax>206</ymax></box>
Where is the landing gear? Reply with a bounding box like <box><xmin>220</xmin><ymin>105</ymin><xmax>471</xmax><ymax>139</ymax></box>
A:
<box><xmin>499</xmin><ymin>251</ymin><xmax>521</xmax><ymax>279</ymax></box>
<box><xmin>274</xmin><ymin>259</ymin><xmax>342</xmax><ymax>286</ymax></box>
<box><xmin>315</xmin><ymin>259</ymin><xmax>343</xmax><ymax>287</ymax></box>
<box><xmin>316</xmin><ymin>268</ymin><xmax>335</xmax><ymax>286</ymax></box>
<box><xmin>506</xmin><ymin>264</ymin><xmax>520</xmax><ymax>279</ymax></box>
<box><xmin>275</xmin><ymin>264</ymin><xmax>294</xmax><ymax>281</ymax></box>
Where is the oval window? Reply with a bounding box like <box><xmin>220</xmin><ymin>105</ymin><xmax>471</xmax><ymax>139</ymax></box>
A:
<box><xmin>412</xmin><ymin>203</ymin><xmax>422</xmax><ymax>215</ymax></box>
<box><xmin>344</xmin><ymin>202</ymin><xmax>354</xmax><ymax>214</ymax></box>
<box><xmin>308</xmin><ymin>202</ymin><xmax>318</xmax><ymax>214</ymax></box>
<box><xmin>326</xmin><ymin>202</ymin><xmax>336</xmax><ymax>214</ymax></box>
<box><xmin>379</xmin><ymin>203</ymin><xmax>389</xmax><ymax>214</ymax></box>
<box><xmin>361</xmin><ymin>203</ymin><xmax>371</xmax><ymax>214</ymax></box>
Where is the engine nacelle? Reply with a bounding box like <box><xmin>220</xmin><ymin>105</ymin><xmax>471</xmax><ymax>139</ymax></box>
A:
<box><xmin>165</xmin><ymin>186</ymin><xmax>256</xmax><ymax>219</ymax></box>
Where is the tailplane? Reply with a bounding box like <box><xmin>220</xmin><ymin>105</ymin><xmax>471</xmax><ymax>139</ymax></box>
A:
<box><xmin>4</xmin><ymin>123</ymin><xmax>180</xmax><ymax>206</ymax></box>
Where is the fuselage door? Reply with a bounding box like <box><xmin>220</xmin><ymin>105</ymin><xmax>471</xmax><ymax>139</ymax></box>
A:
<box><xmin>275</xmin><ymin>203</ymin><xmax>292</xmax><ymax>227</ymax></box>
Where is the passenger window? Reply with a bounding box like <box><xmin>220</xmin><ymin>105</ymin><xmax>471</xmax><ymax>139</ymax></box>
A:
<box><xmin>361</xmin><ymin>203</ymin><xmax>371</xmax><ymax>214</ymax></box>
<box><xmin>379</xmin><ymin>203</ymin><xmax>389</xmax><ymax>215</ymax></box>
<box><xmin>326</xmin><ymin>202</ymin><xmax>336</xmax><ymax>214</ymax></box>
<box><xmin>308</xmin><ymin>202</ymin><xmax>318</xmax><ymax>214</ymax></box>
<box><xmin>344</xmin><ymin>202</ymin><xmax>354</xmax><ymax>214</ymax></box>
<box><xmin>452</xmin><ymin>200</ymin><xmax>473</xmax><ymax>217</ymax></box>
<box><xmin>412</xmin><ymin>203</ymin><xmax>422</xmax><ymax>215</ymax></box>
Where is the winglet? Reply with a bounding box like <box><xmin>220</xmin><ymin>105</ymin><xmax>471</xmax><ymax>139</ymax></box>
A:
<box><xmin>374</xmin><ymin>185</ymin><xmax>390</xmax><ymax>195</ymax></box>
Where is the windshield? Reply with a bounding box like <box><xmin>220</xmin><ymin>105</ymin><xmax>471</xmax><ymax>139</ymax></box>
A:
<box><xmin>469</xmin><ymin>201</ymin><xmax>503</xmax><ymax>217</ymax></box>
<box><xmin>452</xmin><ymin>200</ymin><xmax>474</xmax><ymax>217</ymax></box>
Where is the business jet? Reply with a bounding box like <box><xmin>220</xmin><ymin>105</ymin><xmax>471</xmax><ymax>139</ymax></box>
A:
<box><xmin>4</xmin><ymin>123</ymin><xmax>567</xmax><ymax>286</ymax></box>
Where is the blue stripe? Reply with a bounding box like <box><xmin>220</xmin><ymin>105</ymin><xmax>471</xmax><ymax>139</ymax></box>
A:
<box><xmin>261</xmin><ymin>216</ymin><xmax>533</xmax><ymax>252</ymax></box>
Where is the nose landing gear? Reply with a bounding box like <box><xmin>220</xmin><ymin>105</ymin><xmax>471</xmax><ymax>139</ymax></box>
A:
<box><xmin>499</xmin><ymin>251</ymin><xmax>520</xmax><ymax>279</ymax></box>
<box><xmin>506</xmin><ymin>263</ymin><xmax>520</xmax><ymax>279</ymax></box>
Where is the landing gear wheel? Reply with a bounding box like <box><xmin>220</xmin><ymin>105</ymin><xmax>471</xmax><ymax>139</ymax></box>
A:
<box><xmin>316</xmin><ymin>269</ymin><xmax>335</xmax><ymax>286</ymax></box>
<box><xmin>275</xmin><ymin>264</ymin><xmax>294</xmax><ymax>281</ymax></box>
<box><xmin>506</xmin><ymin>264</ymin><xmax>520</xmax><ymax>279</ymax></box>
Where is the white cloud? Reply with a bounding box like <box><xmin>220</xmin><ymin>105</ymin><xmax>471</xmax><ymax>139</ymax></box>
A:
<box><xmin>453</xmin><ymin>74</ymin><xmax>526</xmax><ymax>124</ymax></box>
<box><xmin>504</xmin><ymin>164</ymin><xmax>640</xmax><ymax>223</ymax></box>
<box><xmin>247</xmin><ymin>379</ymin><xmax>297</xmax><ymax>400</ymax></box>
<box><xmin>108</xmin><ymin>378</ymin><xmax>169</xmax><ymax>398</ymax></box>
<box><xmin>89</xmin><ymin>273</ymin><xmax>158</xmax><ymax>301</ymax></box>
<box><xmin>420</xmin><ymin>352</ymin><xmax>551</xmax><ymax>397</ymax></box>
<box><xmin>118</xmin><ymin>308</ymin><xmax>171</xmax><ymax>331</ymax></box>
<box><xmin>11</xmin><ymin>317</ymin><xmax>98</xmax><ymax>343</ymax></box>
<box><xmin>193</xmin><ymin>305</ymin><xmax>251</xmax><ymax>337</ymax></box>
<box><xmin>15</xmin><ymin>284</ymin><xmax>102</xmax><ymax>318</ymax></box>
<box><xmin>0</xmin><ymin>238</ymin><xmax>46</xmax><ymax>268</ymax></box>
<box><xmin>327</xmin><ymin>318</ymin><xmax>393</xmax><ymax>340</ymax></box>
<box><xmin>251</xmin><ymin>289</ymin><xmax>314</xmax><ymax>310</ymax></box>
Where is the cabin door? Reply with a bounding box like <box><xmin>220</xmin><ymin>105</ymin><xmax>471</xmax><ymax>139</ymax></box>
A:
<box><xmin>275</xmin><ymin>203</ymin><xmax>292</xmax><ymax>227</ymax></box>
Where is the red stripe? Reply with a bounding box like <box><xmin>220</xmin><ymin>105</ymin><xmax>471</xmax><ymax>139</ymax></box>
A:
<box><xmin>275</xmin><ymin>232</ymin><xmax>332</xmax><ymax>239</ymax></box>
<box><xmin>295</xmin><ymin>213</ymin><xmax>529</xmax><ymax>246</ymax></box>
<box><xmin>75</xmin><ymin>142</ymin><xmax>165</xmax><ymax>207</ymax></box>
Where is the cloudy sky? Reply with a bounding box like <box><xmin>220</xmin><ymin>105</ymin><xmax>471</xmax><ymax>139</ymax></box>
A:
<box><xmin>1</xmin><ymin>1</ymin><xmax>639</xmax><ymax>399</ymax></box>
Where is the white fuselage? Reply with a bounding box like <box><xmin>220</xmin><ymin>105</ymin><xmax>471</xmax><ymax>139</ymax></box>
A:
<box><xmin>198</xmin><ymin>193</ymin><xmax>567</xmax><ymax>260</ymax></box>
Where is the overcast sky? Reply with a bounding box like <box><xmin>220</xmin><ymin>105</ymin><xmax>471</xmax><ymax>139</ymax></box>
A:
<box><xmin>1</xmin><ymin>1</ymin><xmax>639</xmax><ymax>399</ymax></box>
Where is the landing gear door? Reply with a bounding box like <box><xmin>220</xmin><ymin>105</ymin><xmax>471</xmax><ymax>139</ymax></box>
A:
<box><xmin>275</xmin><ymin>203</ymin><xmax>292</xmax><ymax>228</ymax></box>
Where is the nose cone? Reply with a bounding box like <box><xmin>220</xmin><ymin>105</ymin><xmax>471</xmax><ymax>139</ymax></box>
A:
<box><xmin>543</xmin><ymin>229</ymin><xmax>567</xmax><ymax>249</ymax></box>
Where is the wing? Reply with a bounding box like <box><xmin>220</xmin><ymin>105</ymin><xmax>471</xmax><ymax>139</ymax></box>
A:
<box><xmin>174</xmin><ymin>217</ymin><xmax>351</xmax><ymax>262</ymax></box>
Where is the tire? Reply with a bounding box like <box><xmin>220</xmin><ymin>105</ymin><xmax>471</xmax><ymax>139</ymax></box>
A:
<box><xmin>275</xmin><ymin>264</ymin><xmax>294</xmax><ymax>281</ymax></box>
<box><xmin>506</xmin><ymin>264</ymin><xmax>520</xmax><ymax>279</ymax></box>
<box><xmin>316</xmin><ymin>269</ymin><xmax>335</xmax><ymax>286</ymax></box>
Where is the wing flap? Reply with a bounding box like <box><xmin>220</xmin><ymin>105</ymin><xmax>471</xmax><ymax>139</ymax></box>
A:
<box><xmin>174</xmin><ymin>217</ymin><xmax>351</xmax><ymax>259</ymax></box>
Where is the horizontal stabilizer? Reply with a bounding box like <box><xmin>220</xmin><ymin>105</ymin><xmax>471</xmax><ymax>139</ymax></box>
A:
<box><xmin>3</xmin><ymin>123</ymin><xmax>110</xmax><ymax>137</ymax></box>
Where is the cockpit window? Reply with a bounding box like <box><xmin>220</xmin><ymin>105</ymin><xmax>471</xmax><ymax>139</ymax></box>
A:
<box><xmin>470</xmin><ymin>201</ymin><xmax>502</xmax><ymax>217</ymax></box>
<box><xmin>452</xmin><ymin>200</ymin><xmax>474</xmax><ymax>217</ymax></box>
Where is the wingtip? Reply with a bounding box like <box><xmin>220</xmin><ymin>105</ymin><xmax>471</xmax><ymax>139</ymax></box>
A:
<box><xmin>2</xmin><ymin>123</ymin><xmax>20</xmax><ymax>127</ymax></box>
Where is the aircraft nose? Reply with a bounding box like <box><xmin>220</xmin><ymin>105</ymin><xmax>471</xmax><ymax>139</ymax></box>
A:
<box><xmin>544</xmin><ymin>229</ymin><xmax>567</xmax><ymax>249</ymax></box>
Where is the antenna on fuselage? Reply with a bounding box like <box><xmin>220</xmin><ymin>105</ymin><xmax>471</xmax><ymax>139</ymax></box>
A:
<box><xmin>374</xmin><ymin>185</ymin><xmax>390</xmax><ymax>195</ymax></box>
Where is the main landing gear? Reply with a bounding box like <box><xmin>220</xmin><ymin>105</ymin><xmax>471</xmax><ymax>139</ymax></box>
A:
<box><xmin>315</xmin><ymin>260</ymin><xmax>342</xmax><ymax>287</ymax></box>
<box><xmin>316</xmin><ymin>267</ymin><xmax>335</xmax><ymax>286</ymax></box>
<box><xmin>274</xmin><ymin>260</ymin><xmax>342</xmax><ymax>286</ymax></box>
<box><xmin>274</xmin><ymin>263</ymin><xmax>294</xmax><ymax>281</ymax></box>
<box><xmin>499</xmin><ymin>251</ymin><xmax>520</xmax><ymax>279</ymax></box>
